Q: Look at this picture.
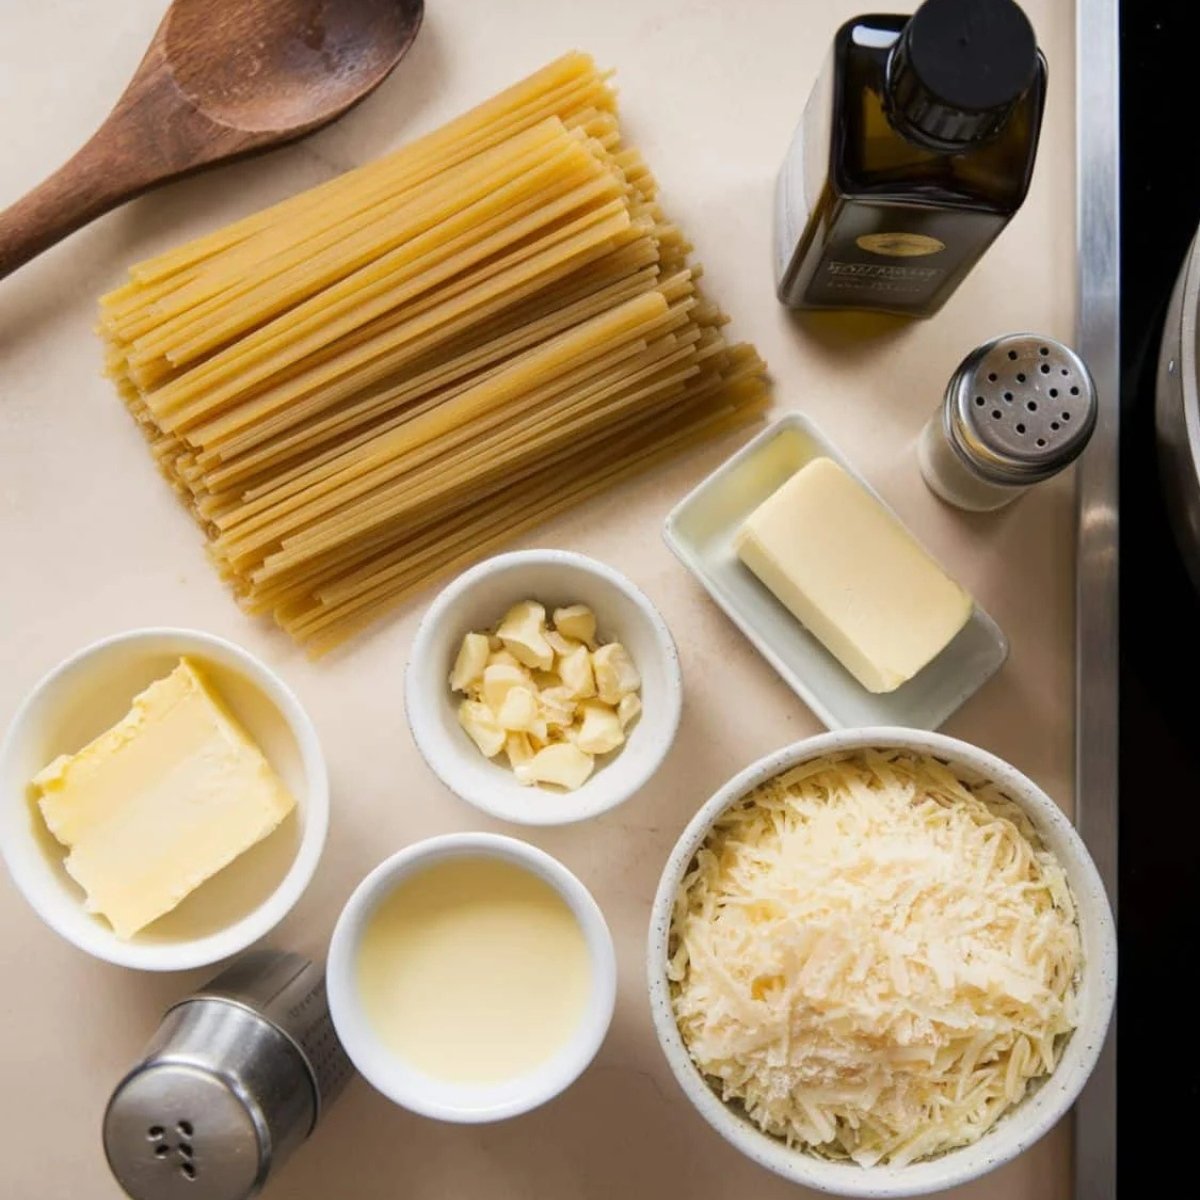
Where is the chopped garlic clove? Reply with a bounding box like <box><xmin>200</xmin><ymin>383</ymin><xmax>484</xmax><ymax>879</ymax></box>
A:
<box><xmin>558</xmin><ymin>644</ymin><xmax>596</xmax><ymax>698</ymax></box>
<box><xmin>497</xmin><ymin>600</ymin><xmax>554</xmax><ymax>670</ymax></box>
<box><xmin>575</xmin><ymin>699</ymin><xmax>625</xmax><ymax>755</ymax></box>
<box><xmin>505</xmin><ymin>732</ymin><xmax>534</xmax><ymax>774</ymax></box>
<box><xmin>448</xmin><ymin>598</ymin><xmax>638</xmax><ymax>785</ymax></box>
<box><xmin>449</xmin><ymin>631</ymin><xmax>490</xmax><ymax>693</ymax></box>
<box><xmin>515</xmin><ymin>742</ymin><xmax>594</xmax><ymax>790</ymax></box>
<box><xmin>592</xmin><ymin>642</ymin><xmax>641</xmax><ymax>704</ymax></box>
<box><xmin>539</xmin><ymin>685</ymin><xmax>577</xmax><ymax>729</ymax></box>
<box><xmin>482</xmin><ymin>663</ymin><xmax>530</xmax><ymax>712</ymax></box>
<box><xmin>457</xmin><ymin>700</ymin><xmax>505</xmax><ymax>758</ymax></box>
<box><xmin>496</xmin><ymin>685</ymin><xmax>538</xmax><ymax>731</ymax></box>
<box><xmin>553</xmin><ymin>604</ymin><xmax>597</xmax><ymax>647</ymax></box>
<box><xmin>546</xmin><ymin>629</ymin><xmax>586</xmax><ymax>660</ymax></box>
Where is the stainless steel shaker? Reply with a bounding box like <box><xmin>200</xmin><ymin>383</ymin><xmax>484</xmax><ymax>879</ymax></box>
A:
<box><xmin>103</xmin><ymin>950</ymin><xmax>354</xmax><ymax>1200</ymax></box>
<box><xmin>917</xmin><ymin>333</ymin><xmax>1098</xmax><ymax>511</ymax></box>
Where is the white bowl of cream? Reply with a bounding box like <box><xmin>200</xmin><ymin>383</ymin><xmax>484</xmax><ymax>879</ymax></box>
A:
<box><xmin>327</xmin><ymin>832</ymin><xmax>616</xmax><ymax>1121</ymax></box>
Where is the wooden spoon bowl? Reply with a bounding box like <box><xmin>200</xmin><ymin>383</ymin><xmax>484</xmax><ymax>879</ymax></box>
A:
<box><xmin>0</xmin><ymin>0</ymin><xmax>424</xmax><ymax>280</ymax></box>
<box><xmin>164</xmin><ymin>0</ymin><xmax>417</xmax><ymax>133</ymax></box>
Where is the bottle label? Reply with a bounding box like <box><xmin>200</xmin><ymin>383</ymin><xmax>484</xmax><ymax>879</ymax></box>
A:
<box><xmin>818</xmin><ymin>256</ymin><xmax>946</xmax><ymax>300</ymax></box>
<box><xmin>803</xmin><ymin>203</ymin><xmax>1003</xmax><ymax>311</ymax></box>
<box><xmin>854</xmin><ymin>232</ymin><xmax>946</xmax><ymax>257</ymax></box>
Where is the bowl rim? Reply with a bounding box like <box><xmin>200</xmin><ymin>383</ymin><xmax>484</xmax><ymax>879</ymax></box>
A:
<box><xmin>405</xmin><ymin>549</ymin><xmax>682</xmax><ymax>826</ymax></box>
<box><xmin>326</xmin><ymin>830</ymin><xmax>617</xmax><ymax>1121</ymax></box>
<box><xmin>646</xmin><ymin>727</ymin><xmax>1117</xmax><ymax>1198</ymax></box>
<box><xmin>0</xmin><ymin>626</ymin><xmax>329</xmax><ymax>972</ymax></box>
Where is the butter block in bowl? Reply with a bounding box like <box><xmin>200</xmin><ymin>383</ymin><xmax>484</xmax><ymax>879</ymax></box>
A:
<box><xmin>33</xmin><ymin>657</ymin><xmax>295</xmax><ymax>940</ymax></box>
<box><xmin>734</xmin><ymin>457</ymin><xmax>972</xmax><ymax>694</ymax></box>
<box><xmin>0</xmin><ymin>628</ymin><xmax>328</xmax><ymax>971</ymax></box>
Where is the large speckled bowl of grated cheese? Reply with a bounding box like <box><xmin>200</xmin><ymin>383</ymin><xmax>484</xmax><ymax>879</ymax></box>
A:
<box><xmin>646</xmin><ymin>728</ymin><xmax>1115</xmax><ymax>1198</ymax></box>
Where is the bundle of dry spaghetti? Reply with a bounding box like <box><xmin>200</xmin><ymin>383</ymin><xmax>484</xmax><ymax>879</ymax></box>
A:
<box><xmin>99</xmin><ymin>53</ymin><xmax>768</xmax><ymax>653</ymax></box>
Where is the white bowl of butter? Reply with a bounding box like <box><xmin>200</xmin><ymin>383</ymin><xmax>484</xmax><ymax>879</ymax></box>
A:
<box><xmin>406</xmin><ymin>550</ymin><xmax>682</xmax><ymax>824</ymax></box>
<box><xmin>0</xmin><ymin>628</ymin><xmax>328</xmax><ymax>971</ymax></box>
<box><xmin>327</xmin><ymin>832</ymin><xmax>617</xmax><ymax>1121</ymax></box>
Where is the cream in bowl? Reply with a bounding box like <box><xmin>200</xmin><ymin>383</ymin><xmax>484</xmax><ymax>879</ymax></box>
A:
<box><xmin>328</xmin><ymin>833</ymin><xmax>616</xmax><ymax>1121</ymax></box>
<box><xmin>0</xmin><ymin>628</ymin><xmax>328</xmax><ymax>971</ymax></box>
<box><xmin>406</xmin><ymin>550</ymin><xmax>681</xmax><ymax>825</ymax></box>
<box><xmin>648</xmin><ymin>729</ymin><xmax>1116</xmax><ymax>1197</ymax></box>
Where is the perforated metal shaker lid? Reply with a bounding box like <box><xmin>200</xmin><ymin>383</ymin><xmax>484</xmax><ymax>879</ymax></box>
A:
<box><xmin>943</xmin><ymin>333</ymin><xmax>1097</xmax><ymax>485</ymax></box>
<box><xmin>103</xmin><ymin>951</ymin><xmax>353</xmax><ymax>1200</ymax></box>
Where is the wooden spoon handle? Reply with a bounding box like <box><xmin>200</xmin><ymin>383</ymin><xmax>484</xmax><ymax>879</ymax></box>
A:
<box><xmin>0</xmin><ymin>121</ymin><xmax>159</xmax><ymax>281</ymax></box>
<box><xmin>0</xmin><ymin>125</ymin><xmax>125</xmax><ymax>279</ymax></box>
<box><xmin>0</xmin><ymin>13</ymin><xmax>231</xmax><ymax>284</ymax></box>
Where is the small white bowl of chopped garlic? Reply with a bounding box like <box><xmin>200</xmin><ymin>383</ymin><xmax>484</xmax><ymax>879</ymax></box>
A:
<box><xmin>406</xmin><ymin>550</ymin><xmax>682</xmax><ymax>825</ymax></box>
<box><xmin>647</xmin><ymin>728</ymin><xmax>1116</xmax><ymax>1197</ymax></box>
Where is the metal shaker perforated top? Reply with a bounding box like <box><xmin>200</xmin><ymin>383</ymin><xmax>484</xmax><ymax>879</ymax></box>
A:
<box><xmin>103</xmin><ymin>951</ymin><xmax>353</xmax><ymax>1200</ymax></box>
<box><xmin>943</xmin><ymin>333</ymin><xmax>1097</xmax><ymax>485</ymax></box>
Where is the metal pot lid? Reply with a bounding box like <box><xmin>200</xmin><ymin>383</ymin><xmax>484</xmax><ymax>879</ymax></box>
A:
<box><xmin>1154</xmin><ymin>226</ymin><xmax>1200</xmax><ymax>593</ymax></box>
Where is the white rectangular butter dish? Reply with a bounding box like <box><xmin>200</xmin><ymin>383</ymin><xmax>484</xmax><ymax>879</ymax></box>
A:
<box><xmin>663</xmin><ymin>413</ymin><xmax>1007</xmax><ymax>730</ymax></box>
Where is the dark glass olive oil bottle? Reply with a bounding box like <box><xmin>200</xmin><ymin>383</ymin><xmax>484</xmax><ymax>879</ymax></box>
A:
<box><xmin>775</xmin><ymin>0</ymin><xmax>1046</xmax><ymax>318</ymax></box>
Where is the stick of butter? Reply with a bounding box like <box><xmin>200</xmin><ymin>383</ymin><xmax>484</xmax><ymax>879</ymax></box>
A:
<box><xmin>33</xmin><ymin>657</ymin><xmax>295</xmax><ymax>939</ymax></box>
<box><xmin>734</xmin><ymin>457</ymin><xmax>972</xmax><ymax>694</ymax></box>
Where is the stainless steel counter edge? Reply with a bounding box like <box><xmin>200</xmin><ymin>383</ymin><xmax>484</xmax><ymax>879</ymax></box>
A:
<box><xmin>1074</xmin><ymin>0</ymin><xmax>1119</xmax><ymax>1197</ymax></box>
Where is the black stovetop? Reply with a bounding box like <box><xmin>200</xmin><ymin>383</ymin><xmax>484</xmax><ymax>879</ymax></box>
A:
<box><xmin>1118</xmin><ymin>2</ymin><xmax>1200</xmax><ymax>1188</ymax></box>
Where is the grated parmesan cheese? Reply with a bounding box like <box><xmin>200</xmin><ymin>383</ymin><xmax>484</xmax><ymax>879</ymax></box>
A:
<box><xmin>668</xmin><ymin>751</ymin><xmax>1080</xmax><ymax>1167</ymax></box>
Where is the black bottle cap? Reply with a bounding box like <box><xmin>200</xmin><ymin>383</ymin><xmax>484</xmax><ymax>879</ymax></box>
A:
<box><xmin>887</xmin><ymin>0</ymin><xmax>1039</xmax><ymax>150</ymax></box>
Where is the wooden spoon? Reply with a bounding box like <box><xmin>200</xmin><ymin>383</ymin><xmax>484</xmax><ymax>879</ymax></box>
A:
<box><xmin>0</xmin><ymin>0</ymin><xmax>424</xmax><ymax>280</ymax></box>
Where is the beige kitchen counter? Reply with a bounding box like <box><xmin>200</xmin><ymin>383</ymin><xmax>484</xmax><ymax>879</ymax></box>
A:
<box><xmin>0</xmin><ymin>1</ymin><xmax>1079</xmax><ymax>1197</ymax></box>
